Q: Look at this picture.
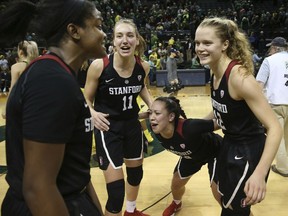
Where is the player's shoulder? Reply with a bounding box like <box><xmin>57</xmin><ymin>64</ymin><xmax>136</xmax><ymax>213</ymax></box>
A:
<box><xmin>139</xmin><ymin>59</ymin><xmax>150</xmax><ymax>74</ymax></box>
<box><xmin>89</xmin><ymin>57</ymin><xmax>107</xmax><ymax>72</ymax></box>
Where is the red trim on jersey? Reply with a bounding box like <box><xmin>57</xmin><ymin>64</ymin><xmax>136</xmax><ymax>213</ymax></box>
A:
<box><xmin>102</xmin><ymin>55</ymin><xmax>110</xmax><ymax>70</ymax></box>
<box><xmin>102</xmin><ymin>54</ymin><xmax>143</xmax><ymax>71</ymax></box>
<box><xmin>224</xmin><ymin>60</ymin><xmax>239</xmax><ymax>81</ymax></box>
<box><xmin>28</xmin><ymin>54</ymin><xmax>72</xmax><ymax>74</ymax></box>
<box><xmin>135</xmin><ymin>56</ymin><xmax>144</xmax><ymax>69</ymax></box>
<box><xmin>176</xmin><ymin>118</ymin><xmax>185</xmax><ymax>138</ymax></box>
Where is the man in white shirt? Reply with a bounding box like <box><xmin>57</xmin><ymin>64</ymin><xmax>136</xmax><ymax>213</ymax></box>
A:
<box><xmin>256</xmin><ymin>37</ymin><xmax>288</xmax><ymax>177</ymax></box>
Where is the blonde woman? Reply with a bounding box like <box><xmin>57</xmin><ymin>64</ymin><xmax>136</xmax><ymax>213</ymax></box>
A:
<box><xmin>195</xmin><ymin>17</ymin><xmax>282</xmax><ymax>216</ymax></box>
<box><xmin>84</xmin><ymin>19</ymin><xmax>153</xmax><ymax>216</ymax></box>
<box><xmin>2</xmin><ymin>40</ymin><xmax>39</xmax><ymax>118</ymax></box>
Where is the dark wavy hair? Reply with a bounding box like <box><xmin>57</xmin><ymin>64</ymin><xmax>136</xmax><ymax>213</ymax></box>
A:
<box><xmin>155</xmin><ymin>96</ymin><xmax>187</xmax><ymax>126</ymax></box>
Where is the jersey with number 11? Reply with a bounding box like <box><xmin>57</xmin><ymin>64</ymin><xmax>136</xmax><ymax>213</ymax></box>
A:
<box><xmin>94</xmin><ymin>54</ymin><xmax>145</xmax><ymax>120</ymax></box>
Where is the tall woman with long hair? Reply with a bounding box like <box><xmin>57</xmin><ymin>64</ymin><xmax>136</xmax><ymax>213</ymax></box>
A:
<box><xmin>195</xmin><ymin>17</ymin><xmax>282</xmax><ymax>216</ymax></box>
<box><xmin>84</xmin><ymin>19</ymin><xmax>153</xmax><ymax>216</ymax></box>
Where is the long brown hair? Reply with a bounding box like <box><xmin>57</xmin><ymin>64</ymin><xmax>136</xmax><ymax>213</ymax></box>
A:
<box><xmin>198</xmin><ymin>17</ymin><xmax>254</xmax><ymax>76</ymax></box>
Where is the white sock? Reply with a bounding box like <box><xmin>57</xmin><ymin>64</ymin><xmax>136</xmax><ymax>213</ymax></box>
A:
<box><xmin>173</xmin><ymin>199</ymin><xmax>181</xmax><ymax>205</ymax></box>
<box><xmin>126</xmin><ymin>200</ymin><xmax>136</xmax><ymax>213</ymax></box>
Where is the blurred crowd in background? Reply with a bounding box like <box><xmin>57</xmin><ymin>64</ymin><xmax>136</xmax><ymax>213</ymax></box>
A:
<box><xmin>1</xmin><ymin>0</ymin><xmax>288</xmax><ymax>92</ymax></box>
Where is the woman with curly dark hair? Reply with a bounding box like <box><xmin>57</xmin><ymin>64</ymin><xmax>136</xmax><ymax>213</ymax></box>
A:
<box><xmin>142</xmin><ymin>96</ymin><xmax>222</xmax><ymax>216</ymax></box>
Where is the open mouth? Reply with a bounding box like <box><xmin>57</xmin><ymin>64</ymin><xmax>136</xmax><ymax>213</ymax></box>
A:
<box><xmin>121</xmin><ymin>46</ymin><xmax>130</xmax><ymax>52</ymax></box>
<box><xmin>150</xmin><ymin>122</ymin><xmax>158</xmax><ymax>130</ymax></box>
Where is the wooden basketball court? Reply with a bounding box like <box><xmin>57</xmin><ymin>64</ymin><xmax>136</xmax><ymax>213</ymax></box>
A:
<box><xmin>0</xmin><ymin>85</ymin><xmax>287</xmax><ymax>215</ymax></box>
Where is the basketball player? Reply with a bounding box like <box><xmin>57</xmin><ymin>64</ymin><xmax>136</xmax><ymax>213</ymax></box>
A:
<box><xmin>84</xmin><ymin>19</ymin><xmax>153</xmax><ymax>216</ymax></box>
<box><xmin>2</xmin><ymin>40</ymin><xmax>39</xmax><ymax>119</ymax></box>
<box><xmin>142</xmin><ymin>96</ymin><xmax>222</xmax><ymax>216</ymax></box>
<box><xmin>194</xmin><ymin>17</ymin><xmax>282</xmax><ymax>216</ymax></box>
<box><xmin>0</xmin><ymin>0</ymin><xmax>106</xmax><ymax>215</ymax></box>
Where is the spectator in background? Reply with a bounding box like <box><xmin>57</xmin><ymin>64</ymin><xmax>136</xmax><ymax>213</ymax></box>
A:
<box><xmin>0</xmin><ymin>54</ymin><xmax>10</xmax><ymax>94</ymax></box>
<box><xmin>148</xmin><ymin>49</ymin><xmax>158</xmax><ymax>62</ymax></box>
<box><xmin>258</xmin><ymin>31</ymin><xmax>267</xmax><ymax>56</ymax></box>
<box><xmin>256</xmin><ymin>37</ymin><xmax>288</xmax><ymax>177</ymax></box>
<box><xmin>191</xmin><ymin>52</ymin><xmax>201</xmax><ymax>69</ymax></box>
<box><xmin>159</xmin><ymin>52</ymin><xmax>167</xmax><ymax>70</ymax></box>
<box><xmin>252</xmin><ymin>48</ymin><xmax>262</xmax><ymax>76</ymax></box>
<box><xmin>164</xmin><ymin>48</ymin><xmax>183</xmax><ymax>95</ymax></box>
<box><xmin>0</xmin><ymin>54</ymin><xmax>9</xmax><ymax>72</ymax></box>
<box><xmin>240</xmin><ymin>16</ymin><xmax>250</xmax><ymax>34</ymax></box>
<box><xmin>185</xmin><ymin>38</ymin><xmax>193</xmax><ymax>63</ymax></box>
<box><xmin>148</xmin><ymin>55</ymin><xmax>156</xmax><ymax>85</ymax></box>
<box><xmin>168</xmin><ymin>36</ymin><xmax>175</xmax><ymax>46</ymax></box>
<box><xmin>156</xmin><ymin>43</ymin><xmax>166</xmax><ymax>58</ymax></box>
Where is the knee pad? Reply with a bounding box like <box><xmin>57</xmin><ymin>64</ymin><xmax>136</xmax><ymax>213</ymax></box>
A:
<box><xmin>126</xmin><ymin>165</ymin><xmax>143</xmax><ymax>186</ymax></box>
<box><xmin>106</xmin><ymin>179</ymin><xmax>125</xmax><ymax>213</ymax></box>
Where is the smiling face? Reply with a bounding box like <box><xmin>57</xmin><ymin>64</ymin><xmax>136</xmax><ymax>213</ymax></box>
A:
<box><xmin>148</xmin><ymin>100</ymin><xmax>175</xmax><ymax>135</ymax></box>
<box><xmin>79</xmin><ymin>9</ymin><xmax>107</xmax><ymax>59</ymax></box>
<box><xmin>194</xmin><ymin>26</ymin><xmax>228</xmax><ymax>67</ymax></box>
<box><xmin>113</xmin><ymin>22</ymin><xmax>139</xmax><ymax>57</ymax></box>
